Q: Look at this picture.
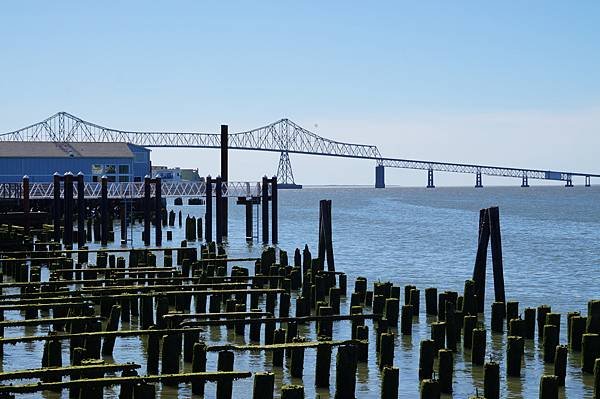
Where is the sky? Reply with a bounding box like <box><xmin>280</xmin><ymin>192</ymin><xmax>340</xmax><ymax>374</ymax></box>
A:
<box><xmin>1</xmin><ymin>1</ymin><xmax>599</xmax><ymax>186</ymax></box>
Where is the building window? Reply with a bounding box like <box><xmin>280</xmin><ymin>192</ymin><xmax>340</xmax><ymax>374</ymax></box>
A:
<box><xmin>134</xmin><ymin>176</ymin><xmax>141</xmax><ymax>182</ymax></box>
<box><xmin>119</xmin><ymin>175</ymin><xmax>130</xmax><ymax>182</ymax></box>
<box><xmin>92</xmin><ymin>176</ymin><xmax>99</xmax><ymax>182</ymax></box>
<box><xmin>119</xmin><ymin>164</ymin><xmax>130</xmax><ymax>174</ymax></box>
<box><xmin>92</xmin><ymin>164</ymin><xmax>103</xmax><ymax>175</ymax></box>
<box><xmin>105</xmin><ymin>165</ymin><xmax>116</xmax><ymax>174</ymax></box>
<box><xmin>108</xmin><ymin>175</ymin><xmax>116</xmax><ymax>182</ymax></box>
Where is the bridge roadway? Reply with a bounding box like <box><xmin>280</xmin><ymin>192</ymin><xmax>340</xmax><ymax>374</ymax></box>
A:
<box><xmin>1</xmin><ymin>112</ymin><xmax>599</xmax><ymax>187</ymax></box>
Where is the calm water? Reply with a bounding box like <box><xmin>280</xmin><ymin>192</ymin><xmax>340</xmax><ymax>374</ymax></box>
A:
<box><xmin>3</xmin><ymin>186</ymin><xmax>599</xmax><ymax>398</ymax></box>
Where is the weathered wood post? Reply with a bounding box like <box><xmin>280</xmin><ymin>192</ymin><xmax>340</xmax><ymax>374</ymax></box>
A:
<box><xmin>77</xmin><ymin>172</ymin><xmax>86</xmax><ymax>246</ymax></box>
<box><xmin>425</xmin><ymin>287</ymin><xmax>437</xmax><ymax>315</ymax></box>
<box><xmin>192</xmin><ymin>342</ymin><xmax>207</xmax><ymax>395</ymax></box>
<box><xmin>216</xmin><ymin>176</ymin><xmax>223</xmax><ymax>244</ymax></box>
<box><xmin>315</xmin><ymin>342</ymin><xmax>332</xmax><ymax>388</ymax></box>
<box><xmin>143</xmin><ymin>175</ymin><xmax>151</xmax><ymax>246</ymax></box>
<box><xmin>22</xmin><ymin>175</ymin><xmax>30</xmax><ymax>234</ymax></box>
<box><xmin>217</xmin><ymin>350</ymin><xmax>234</xmax><ymax>399</ymax></box>
<box><xmin>245</xmin><ymin>200</ymin><xmax>253</xmax><ymax>241</ymax></box>
<box><xmin>335</xmin><ymin>344</ymin><xmax>358</xmax><ymax>399</ymax></box>
<box><xmin>554</xmin><ymin>345</ymin><xmax>568</xmax><ymax>386</ymax></box>
<box><xmin>379</xmin><ymin>332</ymin><xmax>394</xmax><ymax>370</ymax></box>
<box><xmin>205</xmin><ymin>175</ymin><xmax>213</xmax><ymax>242</ymax></box>
<box><xmin>582</xmin><ymin>333</ymin><xmax>600</xmax><ymax>373</ymax></box>
<box><xmin>271</xmin><ymin>176</ymin><xmax>278</xmax><ymax>244</ymax></box>
<box><xmin>420</xmin><ymin>379</ymin><xmax>440</xmax><ymax>399</ymax></box>
<box><xmin>539</xmin><ymin>375</ymin><xmax>559</xmax><ymax>399</ymax></box>
<box><xmin>507</xmin><ymin>336</ymin><xmax>524</xmax><ymax>377</ymax></box>
<box><xmin>472</xmin><ymin>208</ymin><xmax>490</xmax><ymax>313</ymax></box>
<box><xmin>53</xmin><ymin>172</ymin><xmax>61</xmax><ymax>243</ymax></box>
<box><xmin>488</xmin><ymin>206</ymin><xmax>506</xmax><ymax>304</ymax></box>
<box><xmin>101</xmin><ymin>175</ymin><xmax>109</xmax><ymax>246</ymax></box>
<box><xmin>154</xmin><ymin>176</ymin><xmax>162</xmax><ymax>246</ymax></box>
<box><xmin>543</xmin><ymin>325</ymin><xmax>559</xmax><ymax>363</ymax></box>
<box><xmin>221</xmin><ymin>124</ymin><xmax>229</xmax><ymax>239</ymax></box>
<box><xmin>262</xmin><ymin>176</ymin><xmax>269</xmax><ymax>244</ymax></box>
<box><xmin>438</xmin><ymin>349</ymin><xmax>453</xmax><ymax>393</ymax></box>
<box><xmin>63</xmin><ymin>172</ymin><xmax>74</xmax><ymax>248</ymax></box>
<box><xmin>381</xmin><ymin>366</ymin><xmax>399</xmax><ymax>399</ymax></box>
<box><xmin>471</xmin><ymin>329</ymin><xmax>486</xmax><ymax>365</ymax></box>
<box><xmin>419</xmin><ymin>339</ymin><xmax>435</xmax><ymax>380</ymax></box>
<box><xmin>253</xmin><ymin>372</ymin><xmax>274</xmax><ymax>399</ymax></box>
<box><xmin>484</xmin><ymin>361</ymin><xmax>500</xmax><ymax>399</ymax></box>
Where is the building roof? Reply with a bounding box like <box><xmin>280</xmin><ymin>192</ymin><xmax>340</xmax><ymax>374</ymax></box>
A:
<box><xmin>0</xmin><ymin>142</ymin><xmax>135</xmax><ymax>158</ymax></box>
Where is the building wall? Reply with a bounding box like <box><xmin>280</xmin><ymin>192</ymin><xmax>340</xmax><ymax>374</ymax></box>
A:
<box><xmin>0</xmin><ymin>144</ymin><xmax>151</xmax><ymax>183</ymax></box>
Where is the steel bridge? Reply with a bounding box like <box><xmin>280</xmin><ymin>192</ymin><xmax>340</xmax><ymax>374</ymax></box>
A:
<box><xmin>1</xmin><ymin>111</ymin><xmax>598</xmax><ymax>188</ymax></box>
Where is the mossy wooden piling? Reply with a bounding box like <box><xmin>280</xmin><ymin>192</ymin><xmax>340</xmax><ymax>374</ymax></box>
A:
<box><xmin>484</xmin><ymin>361</ymin><xmax>500</xmax><ymax>399</ymax></box>
<box><xmin>335</xmin><ymin>344</ymin><xmax>358</xmax><ymax>399</ymax></box>
<box><xmin>381</xmin><ymin>366</ymin><xmax>399</xmax><ymax>399</ymax></box>
<box><xmin>539</xmin><ymin>375</ymin><xmax>559</xmax><ymax>399</ymax></box>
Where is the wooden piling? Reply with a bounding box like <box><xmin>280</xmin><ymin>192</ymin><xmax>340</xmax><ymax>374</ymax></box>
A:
<box><xmin>543</xmin><ymin>325</ymin><xmax>559</xmax><ymax>363</ymax></box>
<box><xmin>582</xmin><ymin>333</ymin><xmax>600</xmax><ymax>373</ymax></box>
<box><xmin>484</xmin><ymin>361</ymin><xmax>500</xmax><ymax>399</ymax></box>
<box><xmin>491</xmin><ymin>302</ymin><xmax>505</xmax><ymax>333</ymax></box>
<box><xmin>381</xmin><ymin>366</ymin><xmax>399</xmax><ymax>399</ymax></box>
<box><xmin>315</xmin><ymin>342</ymin><xmax>332</xmax><ymax>388</ymax></box>
<box><xmin>418</xmin><ymin>339</ymin><xmax>435</xmax><ymax>380</ymax></box>
<box><xmin>290</xmin><ymin>336</ymin><xmax>306</xmax><ymax>378</ymax></box>
<box><xmin>420</xmin><ymin>379</ymin><xmax>440</xmax><ymax>399</ymax></box>
<box><xmin>463</xmin><ymin>315</ymin><xmax>477</xmax><ymax>349</ymax></box>
<box><xmin>425</xmin><ymin>287</ymin><xmax>437</xmax><ymax>316</ymax></box>
<box><xmin>438</xmin><ymin>349</ymin><xmax>453</xmax><ymax>393</ymax></box>
<box><xmin>191</xmin><ymin>342</ymin><xmax>207</xmax><ymax>395</ymax></box>
<box><xmin>471</xmin><ymin>329</ymin><xmax>486</xmax><ymax>365</ymax></box>
<box><xmin>217</xmin><ymin>350</ymin><xmax>234</xmax><ymax>399</ymax></box>
<box><xmin>252</xmin><ymin>372</ymin><xmax>274</xmax><ymax>399</ymax></box>
<box><xmin>431</xmin><ymin>322</ymin><xmax>446</xmax><ymax>353</ymax></box>
<box><xmin>401</xmin><ymin>305</ymin><xmax>413</xmax><ymax>335</ymax></box>
<box><xmin>537</xmin><ymin>305</ymin><xmax>551</xmax><ymax>340</ymax></box>
<box><xmin>506</xmin><ymin>336</ymin><xmax>524</xmax><ymax>377</ymax></box>
<box><xmin>335</xmin><ymin>344</ymin><xmax>358</xmax><ymax>399</ymax></box>
<box><xmin>553</xmin><ymin>345</ymin><xmax>567</xmax><ymax>386</ymax></box>
<box><xmin>273</xmin><ymin>328</ymin><xmax>286</xmax><ymax>367</ymax></box>
<box><xmin>524</xmin><ymin>307</ymin><xmax>536</xmax><ymax>339</ymax></box>
<box><xmin>281</xmin><ymin>385</ymin><xmax>304</xmax><ymax>399</ymax></box>
<box><xmin>539</xmin><ymin>375</ymin><xmax>559</xmax><ymax>399</ymax></box>
<box><xmin>570</xmin><ymin>315</ymin><xmax>586</xmax><ymax>351</ymax></box>
<box><xmin>379</xmin><ymin>332</ymin><xmax>394</xmax><ymax>370</ymax></box>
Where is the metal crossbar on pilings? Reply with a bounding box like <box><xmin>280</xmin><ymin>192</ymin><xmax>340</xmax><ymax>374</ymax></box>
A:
<box><xmin>0</xmin><ymin>181</ymin><xmax>265</xmax><ymax>200</ymax></box>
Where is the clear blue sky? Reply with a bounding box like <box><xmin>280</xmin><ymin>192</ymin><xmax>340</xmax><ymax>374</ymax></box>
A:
<box><xmin>1</xmin><ymin>1</ymin><xmax>599</xmax><ymax>186</ymax></box>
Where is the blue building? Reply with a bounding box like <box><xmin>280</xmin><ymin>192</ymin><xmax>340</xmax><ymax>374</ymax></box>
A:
<box><xmin>0</xmin><ymin>142</ymin><xmax>151</xmax><ymax>183</ymax></box>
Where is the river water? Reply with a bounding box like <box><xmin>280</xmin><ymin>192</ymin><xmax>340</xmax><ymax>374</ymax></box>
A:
<box><xmin>3</xmin><ymin>186</ymin><xmax>599</xmax><ymax>398</ymax></box>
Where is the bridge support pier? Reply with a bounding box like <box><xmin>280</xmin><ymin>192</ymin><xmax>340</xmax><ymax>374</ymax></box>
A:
<box><xmin>521</xmin><ymin>175</ymin><xmax>529</xmax><ymax>188</ymax></box>
<box><xmin>375</xmin><ymin>165</ymin><xmax>385</xmax><ymax>188</ymax></box>
<box><xmin>475</xmin><ymin>171</ymin><xmax>483</xmax><ymax>188</ymax></box>
<box><xmin>585</xmin><ymin>175</ymin><xmax>591</xmax><ymax>187</ymax></box>
<box><xmin>205</xmin><ymin>176</ymin><xmax>213</xmax><ymax>243</ymax></box>
<box><xmin>565</xmin><ymin>175</ymin><xmax>573</xmax><ymax>188</ymax></box>
<box><xmin>427</xmin><ymin>169</ymin><xmax>435</xmax><ymax>188</ymax></box>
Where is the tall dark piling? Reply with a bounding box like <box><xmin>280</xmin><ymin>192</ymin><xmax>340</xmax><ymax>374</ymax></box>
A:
<box><xmin>582</xmin><ymin>333</ymin><xmax>600</xmax><ymax>373</ymax></box>
<box><xmin>205</xmin><ymin>176</ymin><xmax>213</xmax><ymax>242</ymax></box>
<box><xmin>335</xmin><ymin>344</ymin><xmax>358</xmax><ymax>399</ymax></box>
<box><xmin>253</xmin><ymin>372</ymin><xmax>274</xmax><ymax>399</ymax></box>
<box><xmin>471</xmin><ymin>329</ymin><xmax>486</xmax><ymax>365</ymax></box>
<box><xmin>217</xmin><ymin>350</ymin><xmax>234</xmax><ymax>399</ymax></box>
<box><xmin>192</xmin><ymin>342</ymin><xmax>207</xmax><ymax>395</ymax></box>
<box><xmin>419</xmin><ymin>339</ymin><xmax>435</xmax><ymax>380</ymax></box>
<box><xmin>570</xmin><ymin>315</ymin><xmax>586</xmax><ymax>351</ymax></box>
<box><xmin>381</xmin><ymin>366</ymin><xmax>399</xmax><ymax>399</ymax></box>
<box><xmin>539</xmin><ymin>375</ymin><xmax>559</xmax><ymax>399</ymax></box>
<box><xmin>554</xmin><ymin>345</ymin><xmax>568</xmax><ymax>386</ymax></box>
<box><xmin>507</xmin><ymin>336</ymin><xmax>524</xmax><ymax>377</ymax></box>
<box><xmin>484</xmin><ymin>361</ymin><xmax>500</xmax><ymax>399</ymax></box>
<box><xmin>315</xmin><ymin>342</ymin><xmax>332</xmax><ymax>388</ymax></box>
<box><xmin>491</xmin><ymin>302</ymin><xmax>505</xmax><ymax>333</ymax></box>
<box><xmin>488</xmin><ymin>206</ymin><xmax>506</xmax><ymax>304</ymax></box>
<box><xmin>379</xmin><ymin>332</ymin><xmax>394</xmax><ymax>370</ymax></box>
<box><xmin>154</xmin><ymin>176</ymin><xmax>162</xmax><ymax>246</ymax></box>
<box><xmin>425</xmin><ymin>288</ymin><xmax>437</xmax><ymax>316</ymax></box>
<box><xmin>143</xmin><ymin>176</ymin><xmax>151</xmax><ymax>247</ymax></box>
<box><xmin>420</xmin><ymin>379</ymin><xmax>440</xmax><ymax>399</ymax></box>
<box><xmin>543</xmin><ymin>325</ymin><xmax>559</xmax><ymax>363</ymax></box>
<box><xmin>438</xmin><ymin>349</ymin><xmax>453</xmax><ymax>393</ymax></box>
<box><xmin>537</xmin><ymin>305</ymin><xmax>551</xmax><ymax>340</ymax></box>
<box><xmin>262</xmin><ymin>176</ymin><xmax>269</xmax><ymax>244</ymax></box>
